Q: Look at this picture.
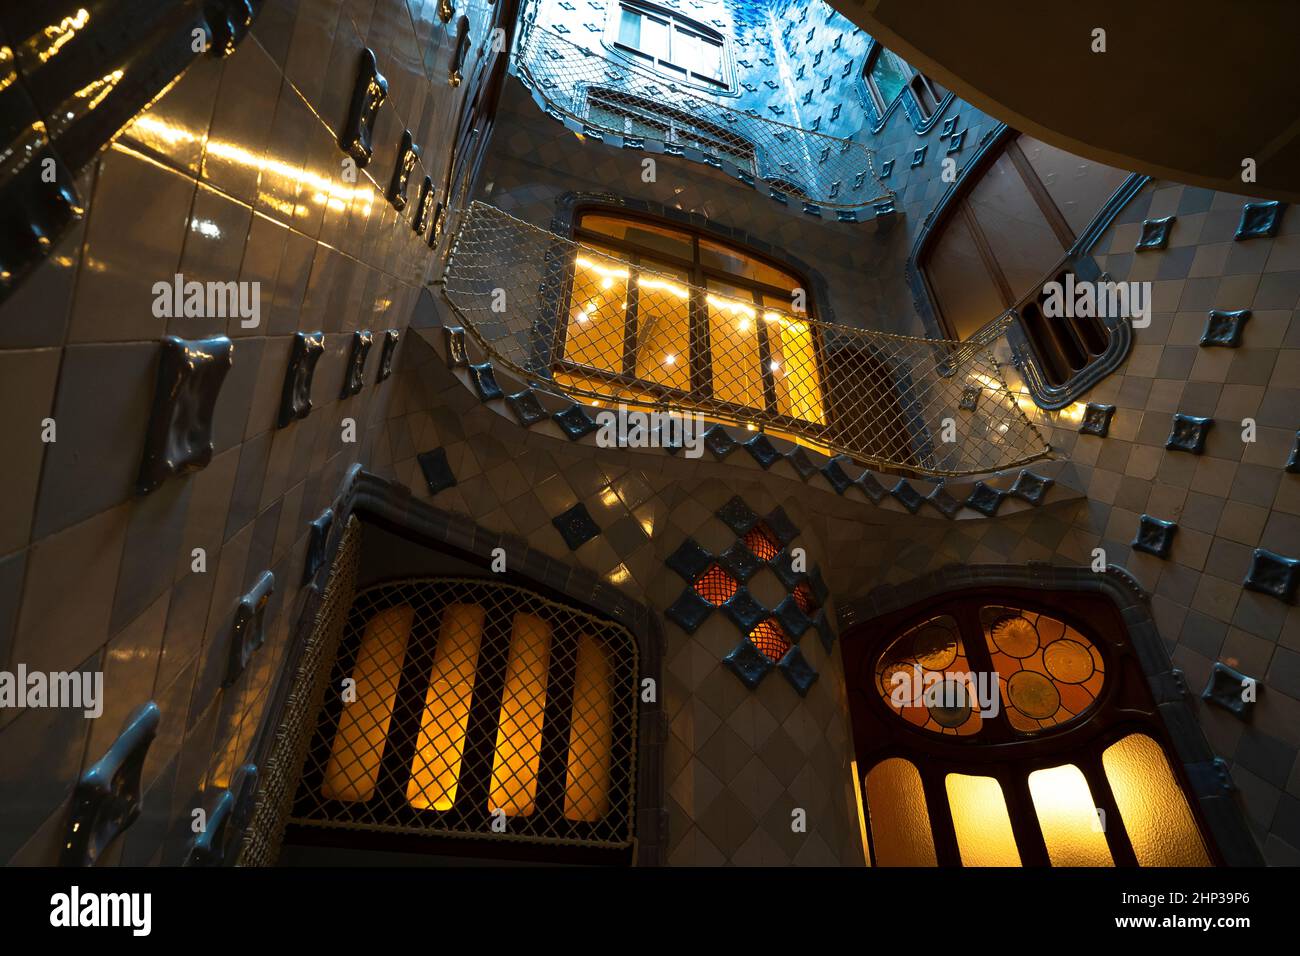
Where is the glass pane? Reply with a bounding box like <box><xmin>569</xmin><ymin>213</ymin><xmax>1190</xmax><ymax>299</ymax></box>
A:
<box><xmin>980</xmin><ymin>605</ymin><xmax>1105</xmax><ymax>735</ymax></box>
<box><xmin>875</xmin><ymin>614</ymin><xmax>984</xmax><ymax>737</ymax></box>
<box><xmin>678</xmin><ymin>29</ymin><xmax>723</xmax><ymax>82</ymax></box>
<box><xmin>1103</xmin><ymin>733</ymin><xmax>1211</xmax><ymax>866</ymax></box>
<box><xmin>322</xmin><ymin>604</ymin><xmax>414</xmax><ymax>803</ymax></box>
<box><xmin>617</xmin><ymin>7</ymin><xmax>640</xmax><ymax>48</ymax></box>
<box><xmin>868</xmin><ymin>46</ymin><xmax>910</xmax><ymax>108</ymax></box>
<box><xmin>700</xmin><ymin>237</ymin><xmax>801</xmax><ymax>291</ymax></box>
<box><xmin>864</xmin><ymin>758</ymin><xmax>937</xmax><ymax>866</ymax></box>
<box><xmin>407</xmin><ymin>603</ymin><xmax>485</xmax><ymax>811</ymax></box>
<box><xmin>632</xmin><ymin>261</ymin><xmax>691</xmax><ymax>390</ymax></box>
<box><xmin>566</xmin><ymin>244</ymin><xmax>630</xmax><ymax>374</ymax></box>
<box><xmin>924</xmin><ymin>211</ymin><xmax>1007</xmax><ymax>339</ymax></box>
<box><xmin>579</xmin><ymin>214</ymin><xmax>693</xmax><ymax>260</ymax></box>
<box><xmin>640</xmin><ymin>14</ymin><xmax>670</xmax><ymax>60</ymax></box>
<box><xmin>1028</xmin><ymin>764</ymin><xmax>1114</xmax><ymax>866</ymax></box>
<box><xmin>945</xmin><ymin>774</ymin><xmax>1022</xmax><ymax>866</ymax></box>
<box><xmin>1018</xmin><ymin>133</ymin><xmax>1132</xmax><ymax>236</ymax></box>
<box><xmin>564</xmin><ymin>633</ymin><xmax>614</xmax><ymax>822</ymax></box>
<box><xmin>706</xmin><ymin>280</ymin><xmax>764</xmax><ymax>411</ymax></box>
<box><xmin>966</xmin><ymin>151</ymin><xmax>1065</xmax><ymax>300</ymax></box>
<box><xmin>766</xmin><ymin>312</ymin><xmax>825</xmax><ymax>424</ymax></box>
<box><xmin>489</xmin><ymin>612</ymin><xmax>553</xmax><ymax>817</ymax></box>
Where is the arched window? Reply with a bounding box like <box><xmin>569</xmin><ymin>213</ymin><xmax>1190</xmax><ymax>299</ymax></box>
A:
<box><xmin>287</xmin><ymin>578</ymin><xmax>639</xmax><ymax>863</ymax></box>
<box><xmin>843</xmin><ymin>587</ymin><xmax>1215</xmax><ymax>867</ymax></box>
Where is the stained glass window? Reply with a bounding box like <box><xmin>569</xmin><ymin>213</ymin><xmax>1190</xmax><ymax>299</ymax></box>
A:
<box><xmin>874</xmin><ymin>614</ymin><xmax>984</xmax><ymax>737</ymax></box>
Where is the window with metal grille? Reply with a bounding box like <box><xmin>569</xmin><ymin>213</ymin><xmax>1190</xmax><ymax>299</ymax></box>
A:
<box><xmin>289</xmin><ymin>577</ymin><xmax>638</xmax><ymax>857</ymax></box>
<box><xmin>610</xmin><ymin>1</ymin><xmax>730</xmax><ymax>89</ymax></box>
<box><xmin>584</xmin><ymin>87</ymin><xmax>756</xmax><ymax>175</ymax></box>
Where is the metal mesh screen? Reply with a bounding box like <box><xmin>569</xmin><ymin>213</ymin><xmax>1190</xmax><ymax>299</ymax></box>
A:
<box><xmin>237</xmin><ymin>516</ymin><xmax>361</xmax><ymax>867</ymax></box>
<box><xmin>289</xmin><ymin>577</ymin><xmax>638</xmax><ymax>851</ymax></box>
<box><xmin>442</xmin><ymin>201</ymin><xmax>1050</xmax><ymax>477</ymax></box>
<box><xmin>515</xmin><ymin>23</ymin><xmax>891</xmax><ymax>210</ymax></box>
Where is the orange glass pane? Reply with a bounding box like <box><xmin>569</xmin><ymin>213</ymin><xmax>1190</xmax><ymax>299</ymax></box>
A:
<box><xmin>565</xmin><ymin>244</ymin><xmax>630</xmax><ymax>374</ymax></box>
<box><xmin>706</xmin><ymin>280</ymin><xmax>763</xmax><ymax>410</ymax></box>
<box><xmin>564</xmin><ymin>633</ymin><xmax>613</xmax><ymax>822</ymax></box>
<box><xmin>693</xmin><ymin>564</ymin><xmax>738</xmax><ymax>605</ymax></box>
<box><xmin>864</xmin><ymin>758</ymin><xmax>937</xmax><ymax>866</ymax></box>
<box><xmin>744</xmin><ymin>523</ymin><xmax>779</xmax><ymax>562</ymax></box>
<box><xmin>748</xmin><ymin>618</ymin><xmax>791</xmax><ymax>661</ymax></box>
<box><xmin>945</xmin><ymin>773</ymin><xmax>1022</xmax><ymax>866</ymax></box>
<box><xmin>1103</xmin><ymin>733</ymin><xmax>1210</xmax><ymax>867</ymax></box>
<box><xmin>632</xmin><ymin>261</ymin><xmax>691</xmax><ymax>391</ymax></box>
<box><xmin>766</xmin><ymin>313</ymin><xmax>825</xmax><ymax>424</ymax></box>
<box><xmin>407</xmin><ymin>603</ymin><xmax>486</xmax><ymax>811</ymax></box>
<box><xmin>488</xmin><ymin>612</ymin><xmax>553</xmax><ymax>816</ymax></box>
<box><xmin>322</xmin><ymin>604</ymin><xmax>415</xmax><ymax>803</ymax></box>
<box><xmin>1028</xmin><ymin>764</ymin><xmax>1114</xmax><ymax>866</ymax></box>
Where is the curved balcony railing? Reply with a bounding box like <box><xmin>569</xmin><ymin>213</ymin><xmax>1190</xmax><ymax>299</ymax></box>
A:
<box><xmin>441</xmin><ymin>202</ymin><xmax>1049</xmax><ymax>478</ymax></box>
<box><xmin>514</xmin><ymin>23</ymin><xmax>893</xmax><ymax>213</ymax></box>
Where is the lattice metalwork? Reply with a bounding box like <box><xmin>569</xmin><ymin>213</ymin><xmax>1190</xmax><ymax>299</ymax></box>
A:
<box><xmin>238</xmin><ymin>516</ymin><xmax>361</xmax><ymax>867</ymax></box>
<box><xmin>289</xmin><ymin>577</ymin><xmax>638</xmax><ymax>850</ymax></box>
<box><xmin>515</xmin><ymin>22</ymin><xmax>892</xmax><ymax>211</ymax></box>
<box><xmin>442</xmin><ymin>202</ymin><xmax>1050</xmax><ymax>477</ymax></box>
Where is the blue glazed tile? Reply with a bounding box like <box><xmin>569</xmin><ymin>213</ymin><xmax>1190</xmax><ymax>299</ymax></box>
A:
<box><xmin>946</xmin><ymin>129</ymin><xmax>966</xmax><ymax>153</ymax></box>
<box><xmin>786</xmin><ymin>446</ymin><xmax>818</xmax><ymax>479</ymax></box>
<box><xmin>185</xmin><ymin>788</ymin><xmax>235</xmax><ymax>866</ymax></box>
<box><xmin>468</xmin><ymin>361</ymin><xmax>503</xmax><ymax>401</ymax></box>
<box><xmin>1243</xmin><ymin>548</ymin><xmax>1300</xmax><ymax>603</ymax></box>
<box><xmin>771</xmin><ymin>547</ymin><xmax>807</xmax><ymax>590</ymax></box>
<box><xmin>891</xmin><ymin>479</ymin><xmax>924</xmax><ymax>513</ymax></box>
<box><xmin>1234</xmin><ymin>200</ymin><xmax>1285</xmax><ymax>240</ymax></box>
<box><xmin>1200</xmin><ymin>309</ymin><xmax>1251</xmax><ymax>347</ymax></box>
<box><xmin>765</xmin><ymin>506</ymin><xmax>800</xmax><ymax>547</ymax></box>
<box><xmin>1136</xmin><ymin>216</ymin><xmax>1175</xmax><ymax>251</ymax></box>
<box><xmin>666</xmin><ymin>537</ymin><xmax>713</xmax><ymax>582</ymax></box>
<box><xmin>376</xmin><ymin>329</ymin><xmax>399</xmax><ymax>381</ymax></box>
<box><xmin>278</xmin><ymin>331</ymin><xmax>324</xmax><ymax>428</ymax></box>
<box><xmin>910</xmin><ymin>145</ymin><xmax>927</xmax><ymax>167</ymax></box>
<box><xmin>719</xmin><ymin>540</ymin><xmax>762</xmax><ymax>583</ymax></box>
<box><xmin>412</xmin><ymin>176</ymin><xmax>436</xmax><ymax>235</ymax></box>
<box><xmin>879</xmin><ymin>158</ymin><xmax>894</xmax><ymax>178</ymax></box>
<box><xmin>716</xmin><ymin>495</ymin><xmax>759</xmax><ymax>535</ymax></box>
<box><xmin>836</xmin><ymin>210</ymin><xmax>858</xmax><ymax>223</ymax></box>
<box><xmin>723</xmin><ymin>638</ymin><xmax>773</xmax><ymax>689</ymax></box>
<box><xmin>722</xmin><ymin>587</ymin><xmax>767</xmax><ymax>633</ymax></box>
<box><xmin>387</xmin><ymin>129</ymin><xmax>420</xmax><ymax>211</ymax></box>
<box><xmin>773</xmin><ymin>594</ymin><xmax>812</xmax><ymax>640</ymax></box>
<box><xmin>340</xmin><ymin>49</ymin><xmax>388</xmax><ymax>168</ymax></box>
<box><xmin>137</xmin><ymin>335</ymin><xmax>233</xmax><ymax>495</ymax></box>
<box><xmin>939</xmin><ymin>115</ymin><xmax>959</xmax><ymax>138</ymax></box>
<box><xmin>552</xmin><ymin>402</ymin><xmax>597</xmax><ymax>439</ymax></box>
<box><xmin>667</xmin><ymin>587</ymin><xmax>714</xmax><ymax>634</ymax></box>
<box><xmin>856</xmin><ymin>470</ymin><xmax>888</xmax><ymax>503</ymax></box>
<box><xmin>444</xmin><ymin>326</ymin><xmax>468</xmax><ymax>367</ymax></box>
<box><xmin>341</xmin><ymin>330</ymin><xmax>373</xmax><ymax>398</ymax></box>
<box><xmin>303</xmin><ymin>507</ymin><xmax>334</xmax><ymax>585</ymax></box>
<box><xmin>1009</xmin><ymin>470</ymin><xmax>1054</xmax><ymax>505</ymax></box>
<box><xmin>778</xmin><ymin>645</ymin><xmax>818</xmax><ymax>696</ymax></box>
<box><xmin>1132</xmin><ymin>514</ymin><xmax>1177</xmax><ymax>558</ymax></box>
<box><xmin>62</xmin><ymin>702</ymin><xmax>160</xmax><ymax>866</ymax></box>
<box><xmin>1079</xmin><ymin>402</ymin><xmax>1116</xmax><ymax>437</ymax></box>
<box><xmin>1201</xmin><ymin>662</ymin><xmax>1258</xmax><ymax>718</ymax></box>
<box><xmin>822</xmin><ymin>455</ymin><xmax>854</xmax><ymax>494</ymax></box>
<box><xmin>813</xmin><ymin>608</ymin><xmax>835</xmax><ymax>653</ymax></box>
<box><xmin>703</xmin><ymin>423</ymin><xmax>738</xmax><ymax>459</ymax></box>
<box><xmin>1166</xmin><ymin>413</ymin><xmax>1213</xmax><ymax>454</ymax></box>
<box><xmin>552</xmin><ymin>502</ymin><xmax>601</xmax><ymax>550</ymax></box>
<box><xmin>964</xmin><ymin>481</ymin><xmax>1004</xmax><ymax>516</ymax></box>
<box><xmin>809</xmin><ymin>566</ymin><xmax>829</xmax><ymax>604</ymax></box>
<box><xmin>926</xmin><ymin>483</ymin><xmax>962</xmax><ymax>518</ymax></box>
<box><xmin>743</xmin><ymin>432</ymin><xmax>782</xmax><ymax>468</ymax></box>
<box><xmin>417</xmin><ymin>447</ymin><xmax>457</xmax><ymax>495</ymax></box>
<box><xmin>505</xmin><ymin>388</ymin><xmax>547</xmax><ymax>427</ymax></box>
<box><xmin>225</xmin><ymin>570</ymin><xmax>273</xmax><ymax>686</ymax></box>
<box><xmin>1287</xmin><ymin>432</ymin><xmax>1300</xmax><ymax>474</ymax></box>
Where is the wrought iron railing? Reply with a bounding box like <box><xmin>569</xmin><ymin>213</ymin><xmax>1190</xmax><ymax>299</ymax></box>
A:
<box><xmin>441</xmin><ymin>202</ymin><xmax>1049</xmax><ymax>478</ymax></box>
<box><xmin>514</xmin><ymin>23</ymin><xmax>892</xmax><ymax>212</ymax></box>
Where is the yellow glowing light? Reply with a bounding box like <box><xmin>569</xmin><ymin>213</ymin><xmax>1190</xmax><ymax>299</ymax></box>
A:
<box><xmin>1027</xmin><ymin>764</ymin><xmax>1114</xmax><ymax>866</ymax></box>
<box><xmin>945</xmin><ymin>773</ymin><xmax>1022</xmax><ymax>866</ymax></box>
<box><xmin>706</xmin><ymin>294</ymin><xmax>755</xmax><ymax>318</ymax></box>
<box><xmin>637</xmin><ymin>275</ymin><xmax>688</xmax><ymax>299</ymax></box>
<box><xmin>737</xmin><ymin>317</ymin><xmax>751</xmax><ymax>332</ymax></box>
<box><xmin>34</xmin><ymin>9</ymin><xmax>89</xmax><ymax>64</ymax></box>
<box><xmin>663</xmin><ymin>353</ymin><xmax>676</xmax><ymax>365</ymax></box>
<box><xmin>574</xmin><ymin>256</ymin><xmax>629</xmax><ymax>279</ymax></box>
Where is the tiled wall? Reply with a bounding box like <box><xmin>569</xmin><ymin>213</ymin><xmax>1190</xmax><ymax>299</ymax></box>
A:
<box><xmin>0</xmin><ymin>0</ymin><xmax>499</xmax><ymax>864</ymax></box>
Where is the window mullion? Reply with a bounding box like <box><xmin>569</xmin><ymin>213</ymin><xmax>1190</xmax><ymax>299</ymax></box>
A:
<box><xmin>531</xmin><ymin>618</ymin><xmax>581</xmax><ymax>825</ymax></box>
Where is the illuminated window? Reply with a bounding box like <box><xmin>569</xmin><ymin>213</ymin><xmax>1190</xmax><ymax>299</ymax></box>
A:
<box><xmin>560</xmin><ymin>209</ymin><xmax>826</xmax><ymax>429</ymax></box>
<box><xmin>845</xmin><ymin>588</ymin><xmax>1215</xmax><ymax>867</ymax></box>
<box><xmin>612</xmin><ymin>2</ymin><xmax>729</xmax><ymax>89</ymax></box>
<box><xmin>297</xmin><ymin>578</ymin><xmax>638</xmax><ymax>861</ymax></box>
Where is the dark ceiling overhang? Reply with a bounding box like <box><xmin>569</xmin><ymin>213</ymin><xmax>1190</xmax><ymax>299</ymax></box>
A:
<box><xmin>829</xmin><ymin>0</ymin><xmax>1300</xmax><ymax>202</ymax></box>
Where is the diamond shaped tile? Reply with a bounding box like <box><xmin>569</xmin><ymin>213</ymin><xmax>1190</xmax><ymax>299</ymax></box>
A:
<box><xmin>723</xmin><ymin>639</ymin><xmax>773</xmax><ymax>689</ymax></box>
<box><xmin>809</xmin><ymin>566</ymin><xmax>828</xmax><ymax>604</ymax></box>
<box><xmin>1136</xmin><ymin>215</ymin><xmax>1175</xmax><ymax>251</ymax></box>
<box><xmin>505</xmin><ymin>388</ymin><xmax>547</xmax><ymax>427</ymax></box>
<box><xmin>925</xmin><ymin>483</ymin><xmax>962</xmax><ymax>518</ymax></box>
<box><xmin>1079</xmin><ymin>402</ymin><xmax>1115</xmax><ymax>437</ymax></box>
<box><xmin>716</xmin><ymin>495</ymin><xmax>759</xmax><ymax>535</ymax></box>
<box><xmin>743</xmin><ymin>432</ymin><xmax>781</xmax><ymax>468</ymax></box>
<box><xmin>666</xmin><ymin>587</ymin><xmax>714</xmax><ymax>634</ymax></box>
<box><xmin>856</xmin><ymin>470</ymin><xmax>888</xmax><ymax>503</ymax></box>
<box><xmin>773</xmin><ymin>594</ymin><xmax>812</xmax><ymax>640</ymax></box>
<box><xmin>891</xmin><ymin>479</ymin><xmax>924</xmax><ymax>513</ymax></box>
<box><xmin>1243</xmin><ymin>548</ymin><xmax>1300</xmax><ymax>603</ymax></box>
<box><xmin>910</xmin><ymin>144</ymin><xmax>927</xmax><ymax>167</ymax></box>
<box><xmin>703</xmin><ymin>423</ymin><xmax>737</xmax><ymax>459</ymax></box>
<box><xmin>959</xmin><ymin>384</ymin><xmax>980</xmax><ymax>411</ymax></box>
<box><xmin>1201</xmin><ymin>662</ymin><xmax>1258</xmax><ymax>718</ymax></box>
<box><xmin>822</xmin><ymin>455</ymin><xmax>854</xmax><ymax>494</ymax></box>
<box><xmin>666</xmin><ymin>537</ymin><xmax>713</xmax><ymax>582</ymax></box>
<box><xmin>376</xmin><ymin>328</ymin><xmax>399</xmax><ymax>381</ymax></box>
<box><xmin>813</xmin><ymin>608</ymin><xmax>835</xmax><ymax>653</ymax></box>
<box><xmin>553</xmin><ymin>403</ymin><xmax>598</xmax><ymax>439</ymax></box>
<box><xmin>1234</xmin><ymin>200</ymin><xmax>1284</xmax><ymax>240</ymax></box>
<box><xmin>278</xmin><ymin>331</ymin><xmax>324</xmax><ymax>428</ymax></box>
<box><xmin>341</xmin><ymin>330</ymin><xmax>373</xmax><ymax>397</ymax></box>
<box><xmin>417</xmin><ymin>447</ymin><xmax>457</xmax><ymax>495</ymax></box>
<box><xmin>964</xmin><ymin>481</ymin><xmax>1004</xmax><ymax>517</ymax></box>
<box><xmin>1132</xmin><ymin>514</ymin><xmax>1177</xmax><ymax>558</ymax></box>
<box><xmin>765</xmin><ymin>506</ymin><xmax>799</xmax><ymax>547</ymax></box>
<box><xmin>720</xmin><ymin>541</ymin><xmax>762</xmax><ymax>583</ymax></box>
<box><xmin>1166</xmin><ymin>413</ymin><xmax>1212</xmax><ymax>454</ymax></box>
<box><xmin>722</xmin><ymin>587</ymin><xmax>767</xmax><ymax>633</ymax></box>
<box><xmin>771</xmin><ymin>547</ymin><xmax>807</xmax><ymax>590</ymax></box>
<box><xmin>137</xmin><ymin>335</ymin><xmax>233</xmax><ymax>495</ymax></box>
<box><xmin>1201</xmin><ymin>309</ymin><xmax>1251</xmax><ymax>348</ymax></box>
<box><xmin>777</xmin><ymin>645</ymin><xmax>818</xmax><ymax>696</ymax></box>
<box><xmin>1009</xmin><ymin>470</ymin><xmax>1054</xmax><ymax>505</ymax></box>
<box><xmin>552</xmin><ymin>502</ymin><xmax>601</xmax><ymax>550</ymax></box>
<box><xmin>444</xmin><ymin>326</ymin><xmax>468</xmax><ymax>367</ymax></box>
<box><xmin>467</xmin><ymin>361</ymin><xmax>502</xmax><ymax>401</ymax></box>
<box><xmin>786</xmin><ymin>446</ymin><xmax>817</xmax><ymax>479</ymax></box>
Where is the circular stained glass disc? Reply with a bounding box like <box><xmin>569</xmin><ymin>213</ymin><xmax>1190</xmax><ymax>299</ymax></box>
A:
<box><xmin>1044</xmin><ymin>639</ymin><xmax>1094</xmax><ymax>683</ymax></box>
<box><xmin>913</xmin><ymin>623</ymin><xmax>958</xmax><ymax>670</ymax></box>
<box><xmin>990</xmin><ymin>615</ymin><xmax>1038</xmax><ymax>658</ymax></box>
<box><xmin>928</xmin><ymin>677</ymin><xmax>972</xmax><ymax>728</ymax></box>
<box><xmin>1008</xmin><ymin>670</ymin><xmax>1060</xmax><ymax>719</ymax></box>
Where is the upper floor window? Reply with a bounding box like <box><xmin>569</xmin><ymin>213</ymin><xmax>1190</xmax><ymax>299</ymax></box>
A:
<box><xmin>559</xmin><ymin>209</ymin><xmax>826</xmax><ymax>429</ymax></box>
<box><xmin>612</xmin><ymin>2</ymin><xmax>729</xmax><ymax>89</ymax></box>
<box><xmin>863</xmin><ymin>44</ymin><xmax>910</xmax><ymax>115</ymax></box>
<box><xmin>920</xmin><ymin>132</ymin><xmax>1130</xmax><ymax>383</ymax></box>
<box><xmin>861</xmin><ymin>41</ymin><xmax>951</xmax><ymax>131</ymax></box>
